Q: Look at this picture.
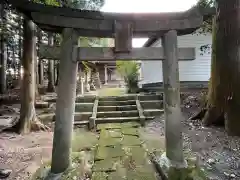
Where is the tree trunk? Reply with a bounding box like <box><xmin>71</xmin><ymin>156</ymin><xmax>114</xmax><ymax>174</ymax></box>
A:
<box><xmin>203</xmin><ymin>0</ymin><xmax>240</xmax><ymax>136</ymax></box>
<box><xmin>55</xmin><ymin>62</ymin><xmax>59</xmax><ymax>86</ymax></box>
<box><xmin>0</xmin><ymin>3</ymin><xmax>7</xmax><ymax>94</ymax></box>
<box><xmin>47</xmin><ymin>33</ymin><xmax>55</xmax><ymax>92</ymax></box>
<box><xmin>17</xmin><ymin>15</ymin><xmax>22</xmax><ymax>88</ymax></box>
<box><xmin>37</xmin><ymin>30</ymin><xmax>44</xmax><ymax>86</ymax></box>
<box><xmin>17</xmin><ymin>17</ymin><xmax>37</xmax><ymax>134</ymax></box>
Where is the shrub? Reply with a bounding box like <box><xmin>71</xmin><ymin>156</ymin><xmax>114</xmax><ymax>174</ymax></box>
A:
<box><xmin>116</xmin><ymin>60</ymin><xmax>140</xmax><ymax>93</ymax></box>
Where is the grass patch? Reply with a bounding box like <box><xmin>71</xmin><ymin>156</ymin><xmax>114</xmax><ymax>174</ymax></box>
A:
<box><xmin>32</xmin><ymin>128</ymin><xmax>98</xmax><ymax>180</ymax></box>
<box><xmin>72</xmin><ymin>128</ymin><xmax>98</xmax><ymax>152</ymax></box>
<box><xmin>97</xmin><ymin>88</ymin><xmax>126</xmax><ymax>97</ymax></box>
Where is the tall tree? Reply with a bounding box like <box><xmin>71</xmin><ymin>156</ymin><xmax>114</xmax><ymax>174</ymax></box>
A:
<box><xmin>192</xmin><ymin>0</ymin><xmax>240</xmax><ymax>136</ymax></box>
<box><xmin>17</xmin><ymin>16</ymin><xmax>48</xmax><ymax>133</ymax></box>
<box><xmin>47</xmin><ymin>32</ymin><xmax>55</xmax><ymax>92</ymax></box>
<box><xmin>17</xmin><ymin>15</ymin><xmax>22</xmax><ymax>88</ymax></box>
<box><xmin>204</xmin><ymin>0</ymin><xmax>240</xmax><ymax>136</ymax></box>
<box><xmin>17</xmin><ymin>17</ymin><xmax>37</xmax><ymax>134</ymax></box>
<box><xmin>37</xmin><ymin>29</ymin><xmax>44</xmax><ymax>86</ymax></box>
<box><xmin>0</xmin><ymin>2</ymin><xmax>7</xmax><ymax>94</ymax></box>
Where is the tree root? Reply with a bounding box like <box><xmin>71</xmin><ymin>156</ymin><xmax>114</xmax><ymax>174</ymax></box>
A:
<box><xmin>190</xmin><ymin>108</ymin><xmax>207</xmax><ymax>120</ymax></box>
<box><xmin>31</xmin><ymin>119</ymin><xmax>51</xmax><ymax>132</ymax></box>
<box><xmin>203</xmin><ymin>106</ymin><xmax>224</xmax><ymax>126</ymax></box>
<box><xmin>190</xmin><ymin>105</ymin><xmax>225</xmax><ymax>127</ymax></box>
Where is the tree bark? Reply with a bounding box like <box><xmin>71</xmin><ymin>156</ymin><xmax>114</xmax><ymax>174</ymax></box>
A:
<box><xmin>17</xmin><ymin>15</ymin><xmax>22</xmax><ymax>88</ymax></box>
<box><xmin>55</xmin><ymin>62</ymin><xmax>59</xmax><ymax>86</ymax></box>
<box><xmin>37</xmin><ymin>29</ymin><xmax>44</xmax><ymax>86</ymax></box>
<box><xmin>47</xmin><ymin>33</ymin><xmax>55</xmax><ymax>92</ymax></box>
<box><xmin>203</xmin><ymin>0</ymin><xmax>240</xmax><ymax>136</ymax></box>
<box><xmin>0</xmin><ymin>3</ymin><xmax>7</xmax><ymax>94</ymax></box>
<box><xmin>17</xmin><ymin>17</ymin><xmax>37</xmax><ymax>134</ymax></box>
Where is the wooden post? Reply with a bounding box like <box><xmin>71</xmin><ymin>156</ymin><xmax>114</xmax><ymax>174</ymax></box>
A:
<box><xmin>51</xmin><ymin>28</ymin><xmax>78</xmax><ymax>174</ymax></box>
<box><xmin>104</xmin><ymin>64</ymin><xmax>108</xmax><ymax>84</ymax></box>
<box><xmin>161</xmin><ymin>30</ymin><xmax>184</xmax><ymax>165</ymax></box>
<box><xmin>80</xmin><ymin>77</ymin><xmax>84</xmax><ymax>95</ymax></box>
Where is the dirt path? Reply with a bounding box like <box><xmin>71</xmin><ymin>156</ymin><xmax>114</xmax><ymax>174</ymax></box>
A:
<box><xmin>92</xmin><ymin>122</ymin><xmax>160</xmax><ymax>180</ymax></box>
<box><xmin>0</xmin><ymin>131</ymin><xmax>53</xmax><ymax>180</ymax></box>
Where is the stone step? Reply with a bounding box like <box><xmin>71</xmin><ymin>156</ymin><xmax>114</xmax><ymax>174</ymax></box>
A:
<box><xmin>144</xmin><ymin>109</ymin><xmax>164</xmax><ymax>117</ymax></box>
<box><xmin>98</xmin><ymin>100</ymin><xmax>136</xmax><ymax>106</ymax></box>
<box><xmin>49</xmin><ymin>103</ymin><xmax>94</xmax><ymax>112</ymax></box>
<box><xmin>98</xmin><ymin>95</ymin><xmax>136</xmax><ymax>101</ymax></box>
<box><xmin>138</xmin><ymin>94</ymin><xmax>163</xmax><ymax>101</ymax></box>
<box><xmin>96</xmin><ymin>116</ymin><xmax>140</xmax><ymax>123</ymax></box>
<box><xmin>74</xmin><ymin>120</ymin><xmax>89</xmax><ymax>126</ymax></box>
<box><xmin>75</xmin><ymin>103</ymin><xmax>93</xmax><ymax>112</ymax></box>
<box><xmin>74</xmin><ymin>112</ymin><xmax>92</xmax><ymax>120</ymax></box>
<box><xmin>38</xmin><ymin>112</ymin><xmax>92</xmax><ymax>122</ymax></box>
<box><xmin>95</xmin><ymin>116</ymin><xmax>155</xmax><ymax>124</ymax></box>
<box><xmin>97</xmin><ymin>105</ymin><xmax>137</xmax><ymax>112</ymax></box>
<box><xmin>140</xmin><ymin>100</ymin><xmax>163</xmax><ymax>109</ymax></box>
<box><xmin>97</xmin><ymin>110</ymin><xmax>139</xmax><ymax>118</ymax></box>
<box><xmin>45</xmin><ymin>96</ymin><xmax>95</xmax><ymax>104</ymax></box>
<box><xmin>75</xmin><ymin>95</ymin><xmax>96</xmax><ymax>103</ymax></box>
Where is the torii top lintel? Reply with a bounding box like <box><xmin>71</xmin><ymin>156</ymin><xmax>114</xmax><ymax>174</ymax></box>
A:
<box><xmin>7</xmin><ymin>0</ymin><xmax>215</xmax><ymax>38</ymax></box>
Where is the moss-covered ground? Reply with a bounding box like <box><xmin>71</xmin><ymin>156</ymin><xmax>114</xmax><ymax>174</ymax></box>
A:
<box><xmin>92</xmin><ymin>122</ymin><xmax>159</xmax><ymax>180</ymax></box>
<box><xmin>32</xmin><ymin>122</ymin><xmax>208</xmax><ymax>180</ymax></box>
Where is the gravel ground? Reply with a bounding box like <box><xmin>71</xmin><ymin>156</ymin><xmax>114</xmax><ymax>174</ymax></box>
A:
<box><xmin>143</xmin><ymin>92</ymin><xmax>240</xmax><ymax>180</ymax></box>
<box><xmin>0</xmin><ymin>131</ymin><xmax>53</xmax><ymax>180</ymax></box>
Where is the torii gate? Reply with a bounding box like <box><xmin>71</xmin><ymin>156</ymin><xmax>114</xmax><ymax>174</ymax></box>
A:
<box><xmin>7</xmin><ymin>0</ymin><xmax>214</xmax><ymax>178</ymax></box>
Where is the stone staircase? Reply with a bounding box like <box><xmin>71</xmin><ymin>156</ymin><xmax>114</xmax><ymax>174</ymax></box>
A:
<box><xmin>40</xmin><ymin>94</ymin><xmax>164</xmax><ymax>129</ymax></box>
<box><xmin>96</xmin><ymin>96</ymin><xmax>140</xmax><ymax>124</ymax></box>
<box><xmin>74</xmin><ymin>94</ymin><xmax>164</xmax><ymax>128</ymax></box>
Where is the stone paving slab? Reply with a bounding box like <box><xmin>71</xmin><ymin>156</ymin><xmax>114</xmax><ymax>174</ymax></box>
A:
<box><xmin>93</xmin><ymin>158</ymin><xmax>119</xmax><ymax>172</ymax></box>
<box><xmin>121</xmin><ymin>128</ymin><xmax>139</xmax><ymax>136</ymax></box>
<box><xmin>97</xmin><ymin>123</ymin><xmax>122</xmax><ymax>130</ymax></box>
<box><xmin>121</xmin><ymin>135</ymin><xmax>142</xmax><ymax>146</ymax></box>
<box><xmin>95</xmin><ymin>145</ymin><xmax>124</xmax><ymax>160</ymax></box>
<box><xmin>92</xmin><ymin>122</ymin><xmax>158</xmax><ymax>180</ymax></box>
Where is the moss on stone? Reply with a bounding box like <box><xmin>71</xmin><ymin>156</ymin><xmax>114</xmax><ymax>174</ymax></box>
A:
<box><xmin>122</xmin><ymin>146</ymin><xmax>147</xmax><ymax>166</ymax></box>
<box><xmin>100</xmin><ymin>128</ymin><xmax>122</xmax><ymax>139</ymax></box>
<box><xmin>92</xmin><ymin>158</ymin><xmax>119</xmax><ymax>172</ymax></box>
<box><xmin>121</xmin><ymin>135</ymin><xmax>142</xmax><ymax>146</ymax></box>
<box><xmin>71</xmin><ymin>129</ymin><xmax>98</xmax><ymax>152</ymax></box>
<box><xmin>121</xmin><ymin>128</ymin><xmax>139</xmax><ymax>136</ymax></box>
<box><xmin>92</xmin><ymin>172</ymin><xmax>108</xmax><ymax>180</ymax></box>
<box><xmin>95</xmin><ymin>145</ymin><xmax>124</xmax><ymax>160</ymax></box>
<box><xmin>120</xmin><ymin>122</ymin><xmax>140</xmax><ymax>128</ymax></box>
<box><xmin>98</xmin><ymin>137</ymin><xmax>122</xmax><ymax>147</ymax></box>
<box><xmin>97</xmin><ymin>123</ymin><xmax>122</xmax><ymax>130</ymax></box>
<box><xmin>126</xmin><ymin>166</ymin><xmax>158</xmax><ymax>180</ymax></box>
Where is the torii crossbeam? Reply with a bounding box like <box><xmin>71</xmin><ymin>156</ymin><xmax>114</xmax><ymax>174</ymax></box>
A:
<box><xmin>6</xmin><ymin>0</ymin><xmax>215</xmax><ymax>178</ymax></box>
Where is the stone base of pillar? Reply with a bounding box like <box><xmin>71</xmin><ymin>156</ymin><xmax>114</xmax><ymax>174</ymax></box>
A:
<box><xmin>157</xmin><ymin>152</ymin><xmax>188</xmax><ymax>180</ymax></box>
<box><xmin>155</xmin><ymin>152</ymin><xmax>206</xmax><ymax>180</ymax></box>
<box><xmin>33</xmin><ymin>167</ymin><xmax>62</xmax><ymax>180</ymax></box>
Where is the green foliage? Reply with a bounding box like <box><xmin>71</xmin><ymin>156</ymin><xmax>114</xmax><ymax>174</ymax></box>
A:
<box><xmin>33</xmin><ymin>0</ymin><xmax>60</xmax><ymax>6</ymax></box>
<box><xmin>197</xmin><ymin>0</ymin><xmax>215</xmax><ymax>34</ymax></box>
<box><xmin>197</xmin><ymin>0</ymin><xmax>215</xmax><ymax>54</ymax></box>
<box><xmin>116</xmin><ymin>61</ymin><xmax>140</xmax><ymax>93</ymax></box>
<box><xmin>57</xmin><ymin>0</ymin><xmax>104</xmax><ymax>9</ymax></box>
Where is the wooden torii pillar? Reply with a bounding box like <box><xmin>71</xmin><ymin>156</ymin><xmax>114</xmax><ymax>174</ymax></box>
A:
<box><xmin>50</xmin><ymin>28</ymin><xmax>78</xmax><ymax>174</ymax></box>
<box><xmin>6</xmin><ymin>0</ymin><xmax>214</xmax><ymax>178</ymax></box>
